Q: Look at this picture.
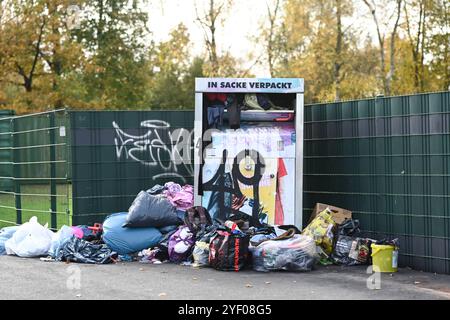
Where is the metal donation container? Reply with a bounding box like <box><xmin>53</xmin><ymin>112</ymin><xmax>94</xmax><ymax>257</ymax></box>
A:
<box><xmin>194</xmin><ymin>78</ymin><xmax>304</xmax><ymax>228</ymax></box>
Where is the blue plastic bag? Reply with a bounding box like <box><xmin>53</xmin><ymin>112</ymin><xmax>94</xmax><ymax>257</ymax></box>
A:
<box><xmin>102</xmin><ymin>213</ymin><xmax>163</xmax><ymax>255</ymax></box>
<box><xmin>0</xmin><ymin>226</ymin><xmax>19</xmax><ymax>256</ymax></box>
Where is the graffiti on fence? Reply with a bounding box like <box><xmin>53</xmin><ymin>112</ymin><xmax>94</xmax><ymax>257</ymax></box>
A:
<box><xmin>113</xmin><ymin>120</ymin><xmax>194</xmax><ymax>183</ymax></box>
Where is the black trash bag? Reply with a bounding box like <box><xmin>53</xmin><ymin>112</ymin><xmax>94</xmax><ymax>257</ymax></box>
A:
<box><xmin>124</xmin><ymin>191</ymin><xmax>181</xmax><ymax>228</ymax></box>
<box><xmin>376</xmin><ymin>238</ymin><xmax>399</xmax><ymax>247</ymax></box>
<box><xmin>57</xmin><ymin>236</ymin><xmax>118</xmax><ymax>264</ymax></box>
<box><xmin>209</xmin><ymin>230</ymin><xmax>250</xmax><ymax>272</ymax></box>
<box><xmin>331</xmin><ymin>236</ymin><xmax>373</xmax><ymax>266</ymax></box>
<box><xmin>337</xmin><ymin>219</ymin><xmax>361</xmax><ymax>237</ymax></box>
<box><xmin>184</xmin><ymin>206</ymin><xmax>213</xmax><ymax>237</ymax></box>
<box><xmin>155</xmin><ymin>229</ymin><xmax>179</xmax><ymax>261</ymax></box>
<box><xmin>198</xmin><ymin>224</ymin><xmax>220</xmax><ymax>243</ymax></box>
<box><xmin>331</xmin><ymin>219</ymin><xmax>372</xmax><ymax>266</ymax></box>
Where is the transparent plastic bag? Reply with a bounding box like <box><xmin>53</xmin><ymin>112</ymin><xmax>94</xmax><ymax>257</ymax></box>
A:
<box><xmin>48</xmin><ymin>226</ymin><xmax>75</xmax><ymax>258</ymax></box>
<box><xmin>250</xmin><ymin>234</ymin><xmax>319</xmax><ymax>272</ymax></box>
<box><xmin>192</xmin><ymin>241</ymin><xmax>210</xmax><ymax>268</ymax></box>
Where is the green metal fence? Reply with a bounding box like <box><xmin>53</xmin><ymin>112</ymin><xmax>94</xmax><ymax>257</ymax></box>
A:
<box><xmin>303</xmin><ymin>92</ymin><xmax>450</xmax><ymax>274</ymax></box>
<box><xmin>0</xmin><ymin>110</ymin><xmax>14</xmax><ymax>192</ymax></box>
<box><xmin>2</xmin><ymin>91</ymin><xmax>449</xmax><ymax>274</ymax></box>
<box><xmin>0</xmin><ymin>109</ymin><xmax>72</xmax><ymax>230</ymax></box>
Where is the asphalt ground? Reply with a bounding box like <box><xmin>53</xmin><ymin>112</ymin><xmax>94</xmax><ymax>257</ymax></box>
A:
<box><xmin>1</xmin><ymin>255</ymin><xmax>450</xmax><ymax>300</ymax></box>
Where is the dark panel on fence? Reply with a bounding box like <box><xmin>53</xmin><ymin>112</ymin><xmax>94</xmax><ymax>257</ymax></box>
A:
<box><xmin>303</xmin><ymin>92</ymin><xmax>450</xmax><ymax>274</ymax></box>
<box><xmin>0</xmin><ymin>110</ymin><xmax>14</xmax><ymax>192</ymax></box>
<box><xmin>70</xmin><ymin>111</ymin><xmax>195</xmax><ymax>225</ymax></box>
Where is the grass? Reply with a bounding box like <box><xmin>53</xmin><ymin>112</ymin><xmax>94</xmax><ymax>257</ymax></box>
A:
<box><xmin>0</xmin><ymin>184</ymin><xmax>72</xmax><ymax>230</ymax></box>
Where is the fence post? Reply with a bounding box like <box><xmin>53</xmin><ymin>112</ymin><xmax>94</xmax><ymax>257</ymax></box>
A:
<box><xmin>12</xmin><ymin>117</ymin><xmax>22</xmax><ymax>224</ymax></box>
<box><xmin>49</xmin><ymin>112</ymin><xmax>57</xmax><ymax>229</ymax></box>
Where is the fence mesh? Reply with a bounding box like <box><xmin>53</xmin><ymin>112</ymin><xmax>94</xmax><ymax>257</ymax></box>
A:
<box><xmin>0</xmin><ymin>109</ymin><xmax>72</xmax><ymax>230</ymax></box>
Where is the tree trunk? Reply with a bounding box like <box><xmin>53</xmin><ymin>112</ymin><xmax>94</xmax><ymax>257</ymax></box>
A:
<box><xmin>334</xmin><ymin>0</ymin><xmax>343</xmax><ymax>102</ymax></box>
<box><xmin>420</xmin><ymin>4</ymin><xmax>427</xmax><ymax>91</ymax></box>
<box><xmin>267</xmin><ymin>0</ymin><xmax>280</xmax><ymax>77</ymax></box>
<box><xmin>386</xmin><ymin>0</ymin><xmax>402</xmax><ymax>96</ymax></box>
<box><xmin>97</xmin><ymin>0</ymin><xmax>104</xmax><ymax>49</ymax></box>
<box><xmin>24</xmin><ymin>77</ymin><xmax>32</xmax><ymax>92</ymax></box>
<box><xmin>209</xmin><ymin>0</ymin><xmax>218</xmax><ymax>74</ymax></box>
<box><xmin>364</xmin><ymin>0</ymin><xmax>388</xmax><ymax>95</ymax></box>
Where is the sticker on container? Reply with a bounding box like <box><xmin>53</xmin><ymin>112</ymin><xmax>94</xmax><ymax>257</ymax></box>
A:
<box><xmin>277</xmin><ymin>140</ymin><xmax>284</xmax><ymax>152</ymax></box>
<box><xmin>392</xmin><ymin>250</ymin><xmax>399</xmax><ymax>269</ymax></box>
<box><xmin>59</xmin><ymin>126</ymin><xmax>66</xmax><ymax>137</ymax></box>
<box><xmin>349</xmin><ymin>240</ymin><xmax>359</xmax><ymax>260</ymax></box>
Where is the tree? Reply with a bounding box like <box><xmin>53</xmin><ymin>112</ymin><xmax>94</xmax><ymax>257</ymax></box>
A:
<box><xmin>427</xmin><ymin>0</ymin><xmax>450</xmax><ymax>90</ymax></box>
<box><xmin>269</xmin><ymin>0</ymin><xmax>357</xmax><ymax>102</ymax></box>
<box><xmin>74</xmin><ymin>0</ymin><xmax>151</xmax><ymax>109</ymax></box>
<box><xmin>262</xmin><ymin>0</ymin><xmax>283</xmax><ymax>77</ymax></box>
<box><xmin>363</xmin><ymin>0</ymin><xmax>403</xmax><ymax>96</ymax></box>
<box><xmin>403</xmin><ymin>0</ymin><xmax>428</xmax><ymax>91</ymax></box>
<box><xmin>0</xmin><ymin>0</ymin><xmax>86</xmax><ymax>112</ymax></box>
<box><xmin>146</xmin><ymin>24</ymin><xmax>201</xmax><ymax>109</ymax></box>
<box><xmin>334</xmin><ymin>0</ymin><xmax>344</xmax><ymax>101</ymax></box>
<box><xmin>195</xmin><ymin>0</ymin><xmax>239</xmax><ymax>76</ymax></box>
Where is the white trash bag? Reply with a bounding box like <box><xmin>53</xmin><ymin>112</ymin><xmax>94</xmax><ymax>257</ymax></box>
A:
<box><xmin>5</xmin><ymin>216</ymin><xmax>54</xmax><ymax>258</ymax></box>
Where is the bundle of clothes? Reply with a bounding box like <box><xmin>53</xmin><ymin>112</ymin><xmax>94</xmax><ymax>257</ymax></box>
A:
<box><xmin>0</xmin><ymin>184</ymin><xmax>398</xmax><ymax>272</ymax></box>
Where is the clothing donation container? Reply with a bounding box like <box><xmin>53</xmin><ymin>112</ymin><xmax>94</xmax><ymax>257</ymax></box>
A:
<box><xmin>194</xmin><ymin>78</ymin><xmax>304</xmax><ymax>228</ymax></box>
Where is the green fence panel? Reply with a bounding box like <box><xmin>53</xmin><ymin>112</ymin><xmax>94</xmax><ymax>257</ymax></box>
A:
<box><xmin>303</xmin><ymin>92</ymin><xmax>450</xmax><ymax>274</ymax></box>
<box><xmin>70</xmin><ymin>111</ymin><xmax>195</xmax><ymax>226</ymax></box>
<box><xmin>0</xmin><ymin>110</ymin><xmax>14</xmax><ymax>192</ymax></box>
<box><xmin>0</xmin><ymin>109</ymin><xmax>72</xmax><ymax>229</ymax></box>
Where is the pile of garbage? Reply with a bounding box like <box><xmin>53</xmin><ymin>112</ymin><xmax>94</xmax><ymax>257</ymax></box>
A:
<box><xmin>0</xmin><ymin>184</ymin><xmax>399</xmax><ymax>273</ymax></box>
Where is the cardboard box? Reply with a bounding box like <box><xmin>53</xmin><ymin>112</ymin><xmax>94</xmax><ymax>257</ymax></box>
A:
<box><xmin>309</xmin><ymin>203</ymin><xmax>352</xmax><ymax>226</ymax></box>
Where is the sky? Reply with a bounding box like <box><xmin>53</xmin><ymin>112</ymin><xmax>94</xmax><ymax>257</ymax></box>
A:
<box><xmin>145</xmin><ymin>0</ymin><xmax>270</xmax><ymax>76</ymax></box>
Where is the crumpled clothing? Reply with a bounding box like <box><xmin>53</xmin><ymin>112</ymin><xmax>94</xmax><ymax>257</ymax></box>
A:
<box><xmin>250</xmin><ymin>233</ymin><xmax>277</xmax><ymax>247</ymax></box>
<box><xmin>147</xmin><ymin>184</ymin><xmax>166</xmax><ymax>195</ymax></box>
<box><xmin>165</xmin><ymin>182</ymin><xmax>182</xmax><ymax>195</ymax></box>
<box><xmin>138</xmin><ymin>247</ymin><xmax>167</xmax><ymax>264</ymax></box>
<box><xmin>206</xmin><ymin>93</ymin><xmax>227</xmax><ymax>103</ymax></box>
<box><xmin>163</xmin><ymin>183</ymin><xmax>194</xmax><ymax>211</ymax></box>
<box><xmin>207</xmin><ymin>106</ymin><xmax>225</xmax><ymax>128</ymax></box>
